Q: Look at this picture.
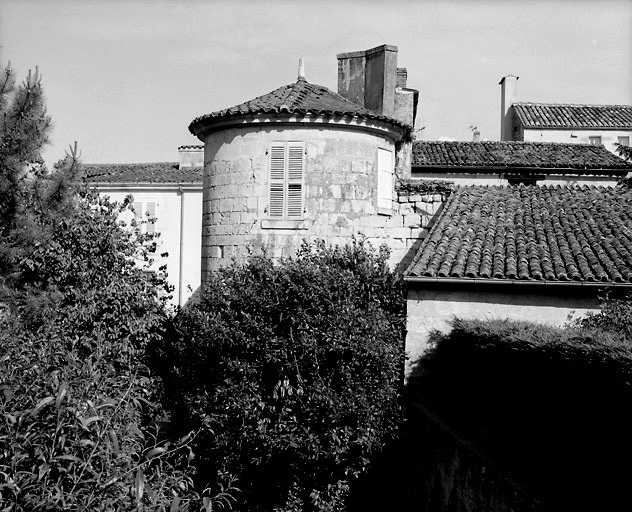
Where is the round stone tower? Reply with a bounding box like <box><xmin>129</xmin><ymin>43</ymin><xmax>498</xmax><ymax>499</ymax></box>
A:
<box><xmin>189</xmin><ymin>52</ymin><xmax>413</xmax><ymax>285</ymax></box>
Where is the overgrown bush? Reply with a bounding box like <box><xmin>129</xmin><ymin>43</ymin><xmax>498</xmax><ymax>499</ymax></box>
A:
<box><xmin>0</xmin><ymin>190</ymin><xmax>217</xmax><ymax>510</ymax></box>
<box><xmin>408</xmin><ymin>313</ymin><xmax>632</xmax><ymax>510</ymax></box>
<box><xmin>151</xmin><ymin>238</ymin><xmax>406</xmax><ymax>512</ymax></box>
<box><xmin>0</xmin><ymin>64</ymin><xmax>233</xmax><ymax>510</ymax></box>
<box><xmin>580</xmin><ymin>292</ymin><xmax>632</xmax><ymax>339</ymax></box>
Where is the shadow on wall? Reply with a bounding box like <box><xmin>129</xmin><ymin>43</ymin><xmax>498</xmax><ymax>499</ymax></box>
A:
<box><xmin>346</xmin><ymin>326</ymin><xmax>549</xmax><ymax>512</ymax></box>
<box><xmin>382</xmin><ymin>318</ymin><xmax>632</xmax><ymax>512</ymax></box>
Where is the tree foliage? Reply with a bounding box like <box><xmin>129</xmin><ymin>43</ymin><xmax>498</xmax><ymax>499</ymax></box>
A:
<box><xmin>151</xmin><ymin>239</ymin><xmax>406</xmax><ymax>512</ymax></box>
<box><xmin>0</xmin><ymin>63</ymin><xmax>234</xmax><ymax>510</ymax></box>
<box><xmin>407</xmin><ymin>292</ymin><xmax>632</xmax><ymax>511</ymax></box>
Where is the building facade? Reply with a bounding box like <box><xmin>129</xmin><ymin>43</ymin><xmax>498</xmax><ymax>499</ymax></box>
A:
<box><xmin>189</xmin><ymin>45</ymin><xmax>420</xmax><ymax>283</ymax></box>
<box><xmin>499</xmin><ymin>75</ymin><xmax>632</xmax><ymax>154</ymax></box>
<box><xmin>84</xmin><ymin>146</ymin><xmax>203</xmax><ymax>307</ymax></box>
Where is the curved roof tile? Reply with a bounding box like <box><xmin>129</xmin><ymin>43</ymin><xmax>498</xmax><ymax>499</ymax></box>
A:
<box><xmin>83</xmin><ymin>163</ymin><xmax>202</xmax><ymax>184</ymax></box>
<box><xmin>513</xmin><ymin>103</ymin><xmax>632</xmax><ymax>129</ymax></box>
<box><xmin>412</xmin><ymin>141</ymin><xmax>632</xmax><ymax>172</ymax></box>
<box><xmin>406</xmin><ymin>185</ymin><xmax>632</xmax><ymax>284</ymax></box>
<box><xmin>189</xmin><ymin>78</ymin><xmax>409</xmax><ymax>135</ymax></box>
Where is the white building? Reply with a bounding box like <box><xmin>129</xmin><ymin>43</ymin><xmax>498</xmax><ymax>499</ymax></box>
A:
<box><xmin>84</xmin><ymin>146</ymin><xmax>203</xmax><ymax>307</ymax></box>
<box><xmin>499</xmin><ymin>75</ymin><xmax>632</xmax><ymax>154</ymax></box>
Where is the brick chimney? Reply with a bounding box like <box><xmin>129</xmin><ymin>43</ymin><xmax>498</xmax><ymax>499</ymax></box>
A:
<box><xmin>337</xmin><ymin>44</ymin><xmax>398</xmax><ymax>118</ymax></box>
<box><xmin>396</xmin><ymin>68</ymin><xmax>408</xmax><ymax>88</ymax></box>
<box><xmin>499</xmin><ymin>75</ymin><xmax>519</xmax><ymax>141</ymax></box>
<box><xmin>178</xmin><ymin>145</ymin><xmax>204</xmax><ymax>168</ymax></box>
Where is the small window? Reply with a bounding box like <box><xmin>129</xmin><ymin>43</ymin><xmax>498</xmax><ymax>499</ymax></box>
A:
<box><xmin>618</xmin><ymin>136</ymin><xmax>630</xmax><ymax>147</ymax></box>
<box><xmin>377</xmin><ymin>148</ymin><xmax>393</xmax><ymax>212</ymax></box>
<box><xmin>589</xmin><ymin>136</ymin><xmax>602</xmax><ymax>146</ymax></box>
<box><xmin>269</xmin><ymin>142</ymin><xmax>304</xmax><ymax>220</ymax></box>
<box><xmin>133</xmin><ymin>200</ymin><xmax>157</xmax><ymax>234</ymax></box>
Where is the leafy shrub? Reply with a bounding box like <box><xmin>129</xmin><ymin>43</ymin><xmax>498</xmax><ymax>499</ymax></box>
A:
<box><xmin>0</xmin><ymin>63</ymin><xmax>236</xmax><ymax>510</ymax></box>
<box><xmin>408</xmin><ymin>317</ymin><xmax>632</xmax><ymax>510</ymax></box>
<box><xmin>580</xmin><ymin>292</ymin><xmax>632</xmax><ymax>339</ymax></box>
<box><xmin>151</xmin><ymin>238</ymin><xmax>406</xmax><ymax>512</ymax></box>
<box><xmin>0</xmin><ymin>190</ymin><xmax>210</xmax><ymax>511</ymax></box>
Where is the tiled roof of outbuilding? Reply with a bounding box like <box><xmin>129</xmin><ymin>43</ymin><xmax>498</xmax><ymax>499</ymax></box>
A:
<box><xmin>406</xmin><ymin>185</ymin><xmax>632</xmax><ymax>284</ymax></box>
<box><xmin>83</xmin><ymin>163</ymin><xmax>202</xmax><ymax>184</ymax></box>
<box><xmin>411</xmin><ymin>141</ymin><xmax>632</xmax><ymax>173</ymax></box>
<box><xmin>513</xmin><ymin>103</ymin><xmax>632</xmax><ymax>129</ymax></box>
<box><xmin>189</xmin><ymin>77</ymin><xmax>409</xmax><ymax>135</ymax></box>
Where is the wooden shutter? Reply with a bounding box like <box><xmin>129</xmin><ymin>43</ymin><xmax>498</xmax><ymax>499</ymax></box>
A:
<box><xmin>133</xmin><ymin>201</ymin><xmax>142</xmax><ymax>225</ymax></box>
<box><xmin>286</xmin><ymin>142</ymin><xmax>304</xmax><ymax>218</ymax></box>
<box><xmin>377</xmin><ymin>148</ymin><xmax>393</xmax><ymax>210</ymax></box>
<box><xmin>269</xmin><ymin>143</ymin><xmax>285</xmax><ymax>218</ymax></box>
<box><xmin>146</xmin><ymin>201</ymin><xmax>156</xmax><ymax>235</ymax></box>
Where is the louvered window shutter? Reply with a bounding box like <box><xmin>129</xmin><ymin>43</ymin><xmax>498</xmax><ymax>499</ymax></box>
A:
<box><xmin>377</xmin><ymin>148</ymin><xmax>393</xmax><ymax>210</ymax></box>
<box><xmin>286</xmin><ymin>142</ymin><xmax>304</xmax><ymax>218</ymax></box>
<box><xmin>146</xmin><ymin>201</ymin><xmax>156</xmax><ymax>235</ymax></box>
<box><xmin>269</xmin><ymin>143</ymin><xmax>285</xmax><ymax>218</ymax></box>
<box><xmin>133</xmin><ymin>201</ymin><xmax>142</xmax><ymax>225</ymax></box>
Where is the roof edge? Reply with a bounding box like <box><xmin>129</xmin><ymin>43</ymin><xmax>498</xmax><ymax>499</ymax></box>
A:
<box><xmin>404</xmin><ymin>276</ymin><xmax>632</xmax><ymax>289</ymax></box>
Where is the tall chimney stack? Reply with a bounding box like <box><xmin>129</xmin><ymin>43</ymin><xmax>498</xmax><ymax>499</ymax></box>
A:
<box><xmin>499</xmin><ymin>75</ymin><xmax>519</xmax><ymax>141</ymax></box>
<box><xmin>337</xmin><ymin>44</ymin><xmax>398</xmax><ymax>117</ymax></box>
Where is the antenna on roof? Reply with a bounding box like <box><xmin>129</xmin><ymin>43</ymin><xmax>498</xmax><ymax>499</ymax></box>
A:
<box><xmin>298</xmin><ymin>57</ymin><xmax>305</xmax><ymax>80</ymax></box>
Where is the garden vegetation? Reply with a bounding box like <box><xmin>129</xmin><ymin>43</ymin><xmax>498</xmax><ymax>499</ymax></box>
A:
<box><xmin>408</xmin><ymin>291</ymin><xmax>632</xmax><ymax>511</ymax></box>
<box><xmin>0</xmin><ymin>64</ymin><xmax>407</xmax><ymax>511</ymax></box>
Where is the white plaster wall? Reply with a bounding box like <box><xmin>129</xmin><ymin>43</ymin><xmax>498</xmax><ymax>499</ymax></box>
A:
<box><xmin>94</xmin><ymin>187</ymin><xmax>202</xmax><ymax>307</ymax></box>
<box><xmin>405</xmin><ymin>286</ymin><xmax>600</xmax><ymax>375</ymax></box>
<box><xmin>411</xmin><ymin>173</ymin><xmax>620</xmax><ymax>187</ymax></box>
<box><xmin>201</xmin><ymin>123</ymin><xmax>411</xmax><ymax>279</ymax></box>
<box><xmin>522</xmin><ymin>128</ymin><xmax>631</xmax><ymax>154</ymax></box>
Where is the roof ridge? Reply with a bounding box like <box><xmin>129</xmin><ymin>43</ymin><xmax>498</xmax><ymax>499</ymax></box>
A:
<box><xmin>189</xmin><ymin>77</ymin><xmax>411</xmax><ymax>135</ymax></box>
<box><xmin>514</xmin><ymin>101</ymin><xmax>632</xmax><ymax>108</ymax></box>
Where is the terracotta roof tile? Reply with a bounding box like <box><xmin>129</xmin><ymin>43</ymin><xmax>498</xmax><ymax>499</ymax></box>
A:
<box><xmin>189</xmin><ymin>78</ymin><xmax>409</xmax><ymax>135</ymax></box>
<box><xmin>405</xmin><ymin>185</ymin><xmax>632</xmax><ymax>284</ymax></box>
<box><xmin>82</xmin><ymin>163</ymin><xmax>202</xmax><ymax>184</ymax></box>
<box><xmin>411</xmin><ymin>141</ymin><xmax>632</xmax><ymax>173</ymax></box>
<box><xmin>513</xmin><ymin>103</ymin><xmax>632</xmax><ymax>129</ymax></box>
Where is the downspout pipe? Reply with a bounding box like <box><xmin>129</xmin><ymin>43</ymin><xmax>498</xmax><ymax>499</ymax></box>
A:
<box><xmin>178</xmin><ymin>184</ymin><xmax>185</xmax><ymax>307</ymax></box>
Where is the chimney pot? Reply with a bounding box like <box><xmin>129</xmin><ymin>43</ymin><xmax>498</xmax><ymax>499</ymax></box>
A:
<box><xmin>499</xmin><ymin>75</ymin><xmax>519</xmax><ymax>141</ymax></box>
<box><xmin>397</xmin><ymin>68</ymin><xmax>408</xmax><ymax>88</ymax></box>
<box><xmin>298</xmin><ymin>57</ymin><xmax>305</xmax><ymax>80</ymax></box>
<box><xmin>178</xmin><ymin>145</ymin><xmax>204</xmax><ymax>168</ymax></box>
<box><xmin>473</xmin><ymin>130</ymin><xmax>480</xmax><ymax>142</ymax></box>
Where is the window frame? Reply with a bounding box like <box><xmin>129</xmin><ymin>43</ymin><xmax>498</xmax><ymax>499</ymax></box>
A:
<box><xmin>264</xmin><ymin>141</ymin><xmax>306</xmax><ymax>228</ymax></box>
<box><xmin>589</xmin><ymin>136</ymin><xmax>602</xmax><ymax>146</ymax></box>
<box><xmin>377</xmin><ymin>147</ymin><xmax>394</xmax><ymax>215</ymax></box>
<box><xmin>133</xmin><ymin>199</ymin><xmax>158</xmax><ymax>235</ymax></box>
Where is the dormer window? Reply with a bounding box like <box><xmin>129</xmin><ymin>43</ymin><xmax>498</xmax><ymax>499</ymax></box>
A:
<box><xmin>269</xmin><ymin>142</ymin><xmax>305</xmax><ymax>220</ymax></box>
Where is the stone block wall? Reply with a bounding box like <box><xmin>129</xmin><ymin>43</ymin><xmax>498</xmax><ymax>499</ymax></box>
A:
<box><xmin>201</xmin><ymin>122</ymin><xmax>452</xmax><ymax>283</ymax></box>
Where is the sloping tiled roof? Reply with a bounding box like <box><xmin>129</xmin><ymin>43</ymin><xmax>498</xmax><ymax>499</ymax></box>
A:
<box><xmin>406</xmin><ymin>185</ymin><xmax>632</xmax><ymax>284</ymax></box>
<box><xmin>189</xmin><ymin>77</ymin><xmax>409</xmax><ymax>135</ymax></box>
<box><xmin>83</xmin><ymin>163</ymin><xmax>202</xmax><ymax>184</ymax></box>
<box><xmin>513</xmin><ymin>103</ymin><xmax>632</xmax><ymax>129</ymax></box>
<box><xmin>411</xmin><ymin>141</ymin><xmax>632</xmax><ymax>173</ymax></box>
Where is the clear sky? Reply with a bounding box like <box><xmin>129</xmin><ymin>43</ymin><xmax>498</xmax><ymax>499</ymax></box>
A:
<box><xmin>1</xmin><ymin>0</ymin><xmax>631</xmax><ymax>167</ymax></box>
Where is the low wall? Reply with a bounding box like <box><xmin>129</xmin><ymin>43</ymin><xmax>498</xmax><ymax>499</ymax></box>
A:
<box><xmin>404</xmin><ymin>402</ymin><xmax>549</xmax><ymax>512</ymax></box>
<box><xmin>405</xmin><ymin>283</ymin><xmax>599</xmax><ymax>374</ymax></box>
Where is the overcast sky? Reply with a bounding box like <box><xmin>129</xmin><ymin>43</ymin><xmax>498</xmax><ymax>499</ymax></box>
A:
<box><xmin>1</xmin><ymin>0</ymin><xmax>631</xmax><ymax>167</ymax></box>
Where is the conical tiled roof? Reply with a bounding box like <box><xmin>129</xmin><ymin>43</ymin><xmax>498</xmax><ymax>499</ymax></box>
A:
<box><xmin>189</xmin><ymin>77</ymin><xmax>408</xmax><ymax>135</ymax></box>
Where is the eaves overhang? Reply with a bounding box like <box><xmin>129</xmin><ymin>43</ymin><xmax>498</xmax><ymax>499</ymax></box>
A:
<box><xmin>87</xmin><ymin>181</ymin><xmax>202</xmax><ymax>192</ymax></box>
<box><xmin>190</xmin><ymin>111</ymin><xmax>409</xmax><ymax>142</ymax></box>
<box><xmin>404</xmin><ymin>276</ymin><xmax>632</xmax><ymax>290</ymax></box>
<box><xmin>411</xmin><ymin>165</ymin><xmax>630</xmax><ymax>176</ymax></box>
